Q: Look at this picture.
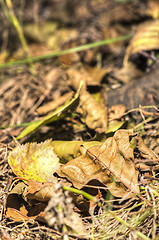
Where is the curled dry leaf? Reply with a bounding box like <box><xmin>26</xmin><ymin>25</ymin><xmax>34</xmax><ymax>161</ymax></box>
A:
<box><xmin>107</xmin><ymin>181</ymin><xmax>135</xmax><ymax>199</ymax></box>
<box><xmin>6</xmin><ymin>179</ymin><xmax>87</xmax><ymax>227</ymax></box>
<box><xmin>67</xmin><ymin>65</ymin><xmax>108</xmax><ymax>132</ymax></box>
<box><xmin>88</xmin><ymin>130</ymin><xmax>139</xmax><ymax>195</ymax></box>
<box><xmin>78</xmin><ymin>90</ymin><xmax>108</xmax><ymax>132</ymax></box>
<box><xmin>57</xmin><ymin>153</ymin><xmax>111</xmax><ymax>189</ymax></box>
<box><xmin>8</xmin><ymin>140</ymin><xmax>60</xmax><ymax>182</ymax></box>
<box><xmin>84</xmin><ymin>65</ymin><xmax>108</xmax><ymax>86</ymax></box>
<box><xmin>57</xmin><ymin>130</ymin><xmax>139</xmax><ymax>197</ymax></box>
<box><xmin>123</xmin><ymin>19</ymin><xmax>159</xmax><ymax>66</ymax></box>
<box><xmin>136</xmin><ymin>136</ymin><xmax>158</xmax><ymax>160</ymax></box>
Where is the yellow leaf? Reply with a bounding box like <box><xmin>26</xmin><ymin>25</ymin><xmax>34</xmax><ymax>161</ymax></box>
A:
<box><xmin>8</xmin><ymin>140</ymin><xmax>60</xmax><ymax>182</ymax></box>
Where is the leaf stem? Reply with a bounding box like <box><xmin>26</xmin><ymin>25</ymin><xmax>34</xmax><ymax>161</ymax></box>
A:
<box><xmin>63</xmin><ymin>185</ymin><xmax>97</xmax><ymax>203</ymax></box>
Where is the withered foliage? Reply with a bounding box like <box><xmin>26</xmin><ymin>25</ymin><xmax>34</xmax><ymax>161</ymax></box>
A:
<box><xmin>0</xmin><ymin>0</ymin><xmax>159</xmax><ymax>239</ymax></box>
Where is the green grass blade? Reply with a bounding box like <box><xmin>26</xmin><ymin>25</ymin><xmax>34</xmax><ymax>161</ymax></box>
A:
<box><xmin>16</xmin><ymin>81</ymin><xmax>83</xmax><ymax>139</ymax></box>
<box><xmin>0</xmin><ymin>34</ymin><xmax>133</xmax><ymax>68</ymax></box>
<box><xmin>63</xmin><ymin>185</ymin><xmax>97</xmax><ymax>202</ymax></box>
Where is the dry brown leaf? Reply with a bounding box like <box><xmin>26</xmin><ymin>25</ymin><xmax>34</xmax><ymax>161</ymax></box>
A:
<box><xmin>26</xmin><ymin>180</ymin><xmax>57</xmax><ymax>202</ymax></box>
<box><xmin>6</xmin><ymin>181</ymin><xmax>46</xmax><ymax>222</ymax></box>
<box><xmin>87</xmin><ymin>130</ymin><xmax>139</xmax><ymax>195</ymax></box>
<box><xmin>137</xmin><ymin>136</ymin><xmax>158</xmax><ymax>160</ymax></box>
<box><xmin>67</xmin><ymin>65</ymin><xmax>108</xmax><ymax>132</ymax></box>
<box><xmin>6</xmin><ymin>208</ymin><xmax>31</xmax><ymax>222</ymax></box>
<box><xmin>67</xmin><ymin>67</ymin><xmax>87</xmax><ymax>92</ymax></box>
<box><xmin>59</xmin><ymin>52</ymin><xmax>80</xmax><ymax>66</ymax></box>
<box><xmin>57</xmin><ymin>130</ymin><xmax>139</xmax><ymax>197</ymax></box>
<box><xmin>124</xmin><ymin>19</ymin><xmax>159</xmax><ymax>66</ymax></box>
<box><xmin>67</xmin><ymin>66</ymin><xmax>108</xmax><ymax>132</ymax></box>
<box><xmin>6</xmin><ymin>204</ymin><xmax>46</xmax><ymax>222</ymax></box>
<box><xmin>83</xmin><ymin>65</ymin><xmax>107</xmax><ymax>86</ymax></box>
<box><xmin>109</xmin><ymin>104</ymin><xmax>126</xmax><ymax>120</ymax></box>
<box><xmin>57</xmin><ymin>153</ymin><xmax>111</xmax><ymax>189</ymax></box>
<box><xmin>67</xmin><ymin>65</ymin><xmax>107</xmax><ymax>91</ymax></box>
<box><xmin>78</xmin><ymin>90</ymin><xmax>108</xmax><ymax>132</ymax></box>
<box><xmin>112</xmin><ymin>62</ymin><xmax>144</xmax><ymax>84</ymax></box>
<box><xmin>107</xmin><ymin>181</ymin><xmax>135</xmax><ymax>198</ymax></box>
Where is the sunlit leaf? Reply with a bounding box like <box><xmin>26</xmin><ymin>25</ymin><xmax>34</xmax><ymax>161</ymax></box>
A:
<box><xmin>67</xmin><ymin>65</ymin><xmax>107</xmax><ymax>90</ymax></box>
<box><xmin>88</xmin><ymin>130</ymin><xmax>140</xmax><ymax>195</ymax></box>
<box><xmin>57</xmin><ymin>130</ymin><xmax>140</xmax><ymax>197</ymax></box>
<box><xmin>124</xmin><ymin>20</ymin><xmax>159</xmax><ymax>66</ymax></box>
<box><xmin>52</xmin><ymin>140</ymin><xmax>101</xmax><ymax>163</ymax></box>
<box><xmin>57</xmin><ymin>153</ymin><xmax>111</xmax><ymax>189</ymax></box>
<box><xmin>8</xmin><ymin>140</ymin><xmax>60</xmax><ymax>182</ymax></box>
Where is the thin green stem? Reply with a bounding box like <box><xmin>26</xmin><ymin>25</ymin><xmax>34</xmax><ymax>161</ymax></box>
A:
<box><xmin>63</xmin><ymin>186</ymin><xmax>97</xmax><ymax>203</ymax></box>
<box><xmin>91</xmin><ymin>219</ymin><xmax>95</xmax><ymax>240</ymax></box>
<box><xmin>0</xmin><ymin>34</ymin><xmax>133</xmax><ymax>69</ymax></box>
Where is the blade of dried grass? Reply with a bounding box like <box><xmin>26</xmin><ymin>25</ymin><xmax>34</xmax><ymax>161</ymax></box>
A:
<box><xmin>98</xmin><ymin>199</ymin><xmax>154</xmax><ymax>240</ymax></box>
<box><xmin>108</xmin><ymin>211</ymin><xmax>151</xmax><ymax>240</ymax></box>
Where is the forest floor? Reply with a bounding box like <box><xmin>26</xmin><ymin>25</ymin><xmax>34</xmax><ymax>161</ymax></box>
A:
<box><xmin>0</xmin><ymin>0</ymin><xmax>159</xmax><ymax>239</ymax></box>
